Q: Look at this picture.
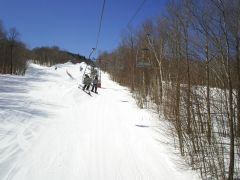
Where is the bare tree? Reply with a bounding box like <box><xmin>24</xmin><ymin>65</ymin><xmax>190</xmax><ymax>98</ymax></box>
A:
<box><xmin>0</xmin><ymin>20</ymin><xmax>6</xmax><ymax>40</ymax></box>
<box><xmin>8</xmin><ymin>27</ymin><xmax>20</xmax><ymax>74</ymax></box>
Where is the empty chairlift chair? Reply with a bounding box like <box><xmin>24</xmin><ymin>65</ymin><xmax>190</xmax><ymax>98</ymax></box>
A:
<box><xmin>136</xmin><ymin>48</ymin><xmax>152</xmax><ymax>68</ymax></box>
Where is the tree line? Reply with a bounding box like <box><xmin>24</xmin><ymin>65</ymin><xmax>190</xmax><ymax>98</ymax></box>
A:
<box><xmin>0</xmin><ymin>20</ymin><xmax>89</xmax><ymax>75</ymax></box>
<box><xmin>98</xmin><ymin>0</ymin><xmax>240</xmax><ymax>179</ymax></box>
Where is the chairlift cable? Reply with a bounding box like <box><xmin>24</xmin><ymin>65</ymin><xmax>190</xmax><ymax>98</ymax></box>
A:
<box><xmin>92</xmin><ymin>0</ymin><xmax>106</xmax><ymax>88</ymax></box>
<box><xmin>127</xmin><ymin>0</ymin><xmax>147</xmax><ymax>27</ymax></box>
<box><xmin>95</xmin><ymin>0</ymin><xmax>106</xmax><ymax>51</ymax></box>
<box><xmin>83</xmin><ymin>0</ymin><xmax>106</xmax><ymax>85</ymax></box>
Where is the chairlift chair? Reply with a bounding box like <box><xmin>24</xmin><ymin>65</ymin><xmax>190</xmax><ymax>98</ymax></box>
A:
<box><xmin>81</xmin><ymin>47</ymin><xmax>102</xmax><ymax>87</ymax></box>
<box><xmin>82</xmin><ymin>65</ymin><xmax>102</xmax><ymax>88</ymax></box>
<box><xmin>136</xmin><ymin>48</ymin><xmax>152</xmax><ymax>68</ymax></box>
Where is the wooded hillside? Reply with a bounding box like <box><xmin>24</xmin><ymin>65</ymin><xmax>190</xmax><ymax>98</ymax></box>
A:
<box><xmin>98</xmin><ymin>0</ymin><xmax>240</xmax><ymax>179</ymax></box>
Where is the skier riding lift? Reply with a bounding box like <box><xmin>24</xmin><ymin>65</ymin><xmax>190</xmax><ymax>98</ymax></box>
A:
<box><xmin>91</xmin><ymin>75</ymin><xmax>98</xmax><ymax>93</ymax></box>
<box><xmin>82</xmin><ymin>74</ymin><xmax>91</xmax><ymax>91</ymax></box>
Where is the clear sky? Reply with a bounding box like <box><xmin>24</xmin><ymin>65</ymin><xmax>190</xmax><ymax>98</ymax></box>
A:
<box><xmin>0</xmin><ymin>0</ymin><xmax>167</xmax><ymax>59</ymax></box>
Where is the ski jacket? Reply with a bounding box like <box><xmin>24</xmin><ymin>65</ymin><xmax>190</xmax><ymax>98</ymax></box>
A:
<box><xmin>92</xmin><ymin>79</ymin><xmax>98</xmax><ymax>85</ymax></box>
<box><xmin>83</xmin><ymin>77</ymin><xmax>92</xmax><ymax>85</ymax></box>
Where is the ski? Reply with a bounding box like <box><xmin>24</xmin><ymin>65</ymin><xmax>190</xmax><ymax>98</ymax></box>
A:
<box><xmin>91</xmin><ymin>91</ymin><xmax>98</xmax><ymax>94</ymax></box>
<box><xmin>83</xmin><ymin>90</ymin><xmax>92</xmax><ymax>96</ymax></box>
<box><xmin>78</xmin><ymin>85</ymin><xmax>92</xmax><ymax>96</ymax></box>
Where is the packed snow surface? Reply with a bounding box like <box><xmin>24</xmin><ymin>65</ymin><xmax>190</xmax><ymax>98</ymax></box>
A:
<box><xmin>0</xmin><ymin>62</ymin><xmax>199</xmax><ymax>180</ymax></box>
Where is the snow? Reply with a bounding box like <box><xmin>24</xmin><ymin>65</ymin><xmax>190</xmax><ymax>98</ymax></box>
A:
<box><xmin>0</xmin><ymin>62</ymin><xmax>199</xmax><ymax>180</ymax></box>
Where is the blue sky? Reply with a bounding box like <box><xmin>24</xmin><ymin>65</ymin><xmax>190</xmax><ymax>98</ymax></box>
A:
<box><xmin>0</xmin><ymin>0</ymin><xmax>167</xmax><ymax>58</ymax></box>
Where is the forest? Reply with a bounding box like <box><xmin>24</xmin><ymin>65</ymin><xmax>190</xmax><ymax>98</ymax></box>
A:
<box><xmin>98</xmin><ymin>0</ymin><xmax>240</xmax><ymax>179</ymax></box>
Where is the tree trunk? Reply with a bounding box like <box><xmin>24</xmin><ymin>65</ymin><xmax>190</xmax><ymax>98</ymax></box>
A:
<box><xmin>236</xmin><ymin>37</ymin><xmax>240</xmax><ymax>137</ymax></box>
<box><xmin>227</xmin><ymin>60</ymin><xmax>234</xmax><ymax>180</ymax></box>
<box><xmin>176</xmin><ymin>61</ymin><xmax>184</xmax><ymax>156</ymax></box>
<box><xmin>10</xmin><ymin>44</ymin><xmax>13</xmax><ymax>74</ymax></box>
<box><xmin>147</xmin><ymin>36</ymin><xmax>163</xmax><ymax>104</ymax></box>
<box><xmin>185</xmin><ymin>28</ymin><xmax>192</xmax><ymax>134</ymax></box>
<box><xmin>205</xmin><ymin>35</ymin><xmax>212</xmax><ymax>144</ymax></box>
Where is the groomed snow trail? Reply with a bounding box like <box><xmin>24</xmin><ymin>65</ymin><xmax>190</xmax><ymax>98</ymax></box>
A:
<box><xmin>0</xmin><ymin>63</ymin><xmax>199</xmax><ymax>180</ymax></box>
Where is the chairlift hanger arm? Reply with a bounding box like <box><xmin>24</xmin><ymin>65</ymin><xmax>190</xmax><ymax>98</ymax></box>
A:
<box><xmin>88</xmin><ymin>48</ymin><xmax>96</xmax><ymax>60</ymax></box>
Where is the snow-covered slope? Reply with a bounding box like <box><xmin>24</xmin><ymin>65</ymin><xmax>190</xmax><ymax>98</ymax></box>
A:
<box><xmin>0</xmin><ymin>62</ymin><xmax>199</xmax><ymax>180</ymax></box>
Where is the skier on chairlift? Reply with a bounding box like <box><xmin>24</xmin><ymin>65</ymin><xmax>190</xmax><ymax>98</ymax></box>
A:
<box><xmin>91</xmin><ymin>75</ymin><xmax>98</xmax><ymax>93</ymax></box>
<box><xmin>82</xmin><ymin>74</ymin><xmax>91</xmax><ymax>91</ymax></box>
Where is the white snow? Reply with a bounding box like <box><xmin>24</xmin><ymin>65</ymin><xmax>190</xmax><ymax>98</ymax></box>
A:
<box><xmin>0</xmin><ymin>62</ymin><xmax>199</xmax><ymax>180</ymax></box>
